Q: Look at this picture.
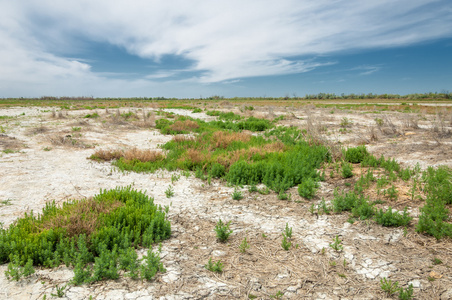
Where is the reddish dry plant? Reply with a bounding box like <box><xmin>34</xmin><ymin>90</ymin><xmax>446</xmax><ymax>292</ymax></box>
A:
<box><xmin>211</xmin><ymin>131</ymin><xmax>251</xmax><ymax>149</ymax></box>
<box><xmin>40</xmin><ymin>198</ymin><xmax>124</xmax><ymax>237</ymax></box>
<box><xmin>90</xmin><ymin>149</ymin><xmax>124</xmax><ymax>161</ymax></box>
<box><xmin>123</xmin><ymin>148</ymin><xmax>164</xmax><ymax>162</ymax></box>
<box><xmin>90</xmin><ymin>148</ymin><xmax>164</xmax><ymax>162</ymax></box>
<box><xmin>169</xmin><ymin>120</ymin><xmax>200</xmax><ymax>132</ymax></box>
<box><xmin>183</xmin><ymin>149</ymin><xmax>211</xmax><ymax>165</ymax></box>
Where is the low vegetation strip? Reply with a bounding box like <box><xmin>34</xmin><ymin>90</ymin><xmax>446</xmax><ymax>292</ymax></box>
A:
<box><xmin>0</xmin><ymin>187</ymin><xmax>171</xmax><ymax>283</ymax></box>
<box><xmin>91</xmin><ymin>116</ymin><xmax>330</xmax><ymax>193</ymax></box>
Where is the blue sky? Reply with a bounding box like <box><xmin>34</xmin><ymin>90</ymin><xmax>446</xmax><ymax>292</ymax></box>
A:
<box><xmin>0</xmin><ymin>0</ymin><xmax>451</xmax><ymax>98</ymax></box>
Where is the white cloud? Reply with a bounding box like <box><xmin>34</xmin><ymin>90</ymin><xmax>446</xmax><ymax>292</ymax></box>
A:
<box><xmin>0</xmin><ymin>0</ymin><xmax>451</xmax><ymax>96</ymax></box>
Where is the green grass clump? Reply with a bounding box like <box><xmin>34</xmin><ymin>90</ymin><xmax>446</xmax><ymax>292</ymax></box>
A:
<box><xmin>206</xmin><ymin>110</ymin><xmax>242</xmax><ymax>120</ymax></box>
<box><xmin>0</xmin><ymin>187</ymin><xmax>171</xmax><ymax>283</ymax></box>
<box><xmin>83</xmin><ymin>112</ymin><xmax>99</xmax><ymax>119</ymax></box>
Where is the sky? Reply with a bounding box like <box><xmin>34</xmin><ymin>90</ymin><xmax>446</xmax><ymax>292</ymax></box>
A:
<box><xmin>0</xmin><ymin>0</ymin><xmax>451</xmax><ymax>98</ymax></box>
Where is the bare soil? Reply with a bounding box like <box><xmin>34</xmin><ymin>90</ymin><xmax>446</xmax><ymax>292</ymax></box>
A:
<box><xmin>0</xmin><ymin>104</ymin><xmax>451</xmax><ymax>299</ymax></box>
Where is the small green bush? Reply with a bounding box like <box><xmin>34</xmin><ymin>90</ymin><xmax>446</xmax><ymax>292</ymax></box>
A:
<box><xmin>215</xmin><ymin>219</ymin><xmax>233</xmax><ymax>242</ymax></box>
<box><xmin>344</xmin><ymin>146</ymin><xmax>369</xmax><ymax>163</ymax></box>
<box><xmin>375</xmin><ymin>207</ymin><xmax>412</xmax><ymax>227</ymax></box>
<box><xmin>298</xmin><ymin>177</ymin><xmax>317</xmax><ymax>199</ymax></box>
<box><xmin>341</xmin><ymin>162</ymin><xmax>354</xmax><ymax>178</ymax></box>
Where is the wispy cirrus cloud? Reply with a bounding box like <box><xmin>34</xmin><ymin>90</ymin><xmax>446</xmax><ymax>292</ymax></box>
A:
<box><xmin>0</xmin><ymin>0</ymin><xmax>451</xmax><ymax>96</ymax></box>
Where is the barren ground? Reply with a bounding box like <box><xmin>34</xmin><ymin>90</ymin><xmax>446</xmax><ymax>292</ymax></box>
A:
<box><xmin>0</xmin><ymin>102</ymin><xmax>451</xmax><ymax>299</ymax></box>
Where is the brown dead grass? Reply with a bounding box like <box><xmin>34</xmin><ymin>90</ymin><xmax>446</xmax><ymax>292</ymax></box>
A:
<box><xmin>123</xmin><ymin>148</ymin><xmax>164</xmax><ymax>162</ymax></box>
<box><xmin>90</xmin><ymin>148</ymin><xmax>164</xmax><ymax>162</ymax></box>
<box><xmin>40</xmin><ymin>198</ymin><xmax>124</xmax><ymax>237</ymax></box>
<box><xmin>169</xmin><ymin>120</ymin><xmax>199</xmax><ymax>132</ymax></box>
<box><xmin>184</xmin><ymin>149</ymin><xmax>211</xmax><ymax>165</ymax></box>
<box><xmin>48</xmin><ymin>134</ymin><xmax>94</xmax><ymax>149</ymax></box>
<box><xmin>211</xmin><ymin>131</ymin><xmax>251</xmax><ymax>149</ymax></box>
<box><xmin>90</xmin><ymin>149</ymin><xmax>124</xmax><ymax>161</ymax></box>
<box><xmin>0</xmin><ymin>134</ymin><xmax>25</xmax><ymax>151</ymax></box>
<box><xmin>172</xmin><ymin>135</ymin><xmax>195</xmax><ymax>143</ymax></box>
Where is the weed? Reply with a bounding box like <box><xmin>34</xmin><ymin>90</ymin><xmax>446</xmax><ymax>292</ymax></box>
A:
<box><xmin>277</xmin><ymin>192</ymin><xmax>289</xmax><ymax>200</ymax></box>
<box><xmin>284</xmin><ymin>223</ymin><xmax>293</xmax><ymax>238</ymax></box>
<box><xmin>165</xmin><ymin>186</ymin><xmax>175</xmax><ymax>198</ymax></box>
<box><xmin>51</xmin><ymin>285</ymin><xmax>66</xmax><ymax>298</ymax></box>
<box><xmin>239</xmin><ymin>237</ymin><xmax>250</xmax><ymax>253</ymax></box>
<box><xmin>340</xmin><ymin>117</ymin><xmax>353</xmax><ymax>128</ymax></box>
<box><xmin>4</xmin><ymin>255</ymin><xmax>35</xmax><ymax>281</ymax></box>
<box><xmin>72</xmin><ymin>127</ymin><xmax>81</xmax><ymax>132</ymax></box>
<box><xmin>298</xmin><ymin>177</ymin><xmax>317</xmax><ymax>199</ymax></box>
<box><xmin>281</xmin><ymin>234</ymin><xmax>292</xmax><ymax>251</ymax></box>
<box><xmin>232</xmin><ymin>189</ymin><xmax>243</xmax><ymax>200</ymax></box>
<box><xmin>380</xmin><ymin>277</ymin><xmax>399</xmax><ymax>295</ymax></box>
<box><xmin>215</xmin><ymin>219</ymin><xmax>233</xmax><ymax>242</ymax></box>
<box><xmin>171</xmin><ymin>174</ymin><xmax>180</xmax><ymax>183</ymax></box>
<box><xmin>270</xmin><ymin>291</ymin><xmax>284</xmax><ymax>299</ymax></box>
<box><xmin>398</xmin><ymin>284</ymin><xmax>414</xmax><ymax>300</ymax></box>
<box><xmin>386</xmin><ymin>184</ymin><xmax>398</xmax><ymax>200</ymax></box>
<box><xmin>329</xmin><ymin>235</ymin><xmax>343</xmax><ymax>251</ymax></box>
<box><xmin>205</xmin><ymin>258</ymin><xmax>223</xmax><ymax>273</ymax></box>
<box><xmin>338</xmin><ymin>273</ymin><xmax>346</xmax><ymax>278</ymax></box>
<box><xmin>140</xmin><ymin>248</ymin><xmax>166</xmax><ymax>281</ymax></box>
<box><xmin>344</xmin><ymin>146</ymin><xmax>369</xmax><ymax>163</ymax></box>
<box><xmin>318</xmin><ymin>198</ymin><xmax>331</xmax><ymax>215</ymax></box>
<box><xmin>0</xmin><ymin>199</ymin><xmax>12</xmax><ymax>206</ymax></box>
<box><xmin>375</xmin><ymin>207</ymin><xmax>412</xmax><ymax>227</ymax></box>
<box><xmin>248</xmin><ymin>185</ymin><xmax>258</xmax><ymax>193</ymax></box>
<box><xmin>84</xmin><ymin>113</ymin><xmax>99</xmax><ymax>119</ymax></box>
<box><xmin>43</xmin><ymin>147</ymin><xmax>52</xmax><ymax>151</ymax></box>
<box><xmin>341</xmin><ymin>162</ymin><xmax>353</xmax><ymax>178</ymax></box>
<box><xmin>432</xmin><ymin>258</ymin><xmax>443</xmax><ymax>265</ymax></box>
<box><xmin>258</xmin><ymin>187</ymin><xmax>270</xmax><ymax>195</ymax></box>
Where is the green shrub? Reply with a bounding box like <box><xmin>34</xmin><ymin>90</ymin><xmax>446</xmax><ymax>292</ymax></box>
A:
<box><xmin>344</xmin><ymin>146</ymin><xmax>369</xmax><ymax>163</ymax></box>
<box><xmin>298</xmin><ymin>177</ymin><xmax>317</xmax><ymax>199</ymax></box>
<box><xmin>215</xmin><ymin>219</ymin><xmax>233</xmax><ymax>242</ymax></box>
<box><xmin>140</xmin><ymin>248</ymin><xmax>166</xmax><ymax>280</ymax></box>
<box><xmin>375</xmin><ymin>207</ymin><xmax>412</xmax><ymax>227</ymax></box>
<box><xmin>0</xmin><ymin>187</ymin><xmax>170</xmax><ymax>283</ymax></box>
<box><xmin>341</xmin><ymin>162</ymin><xmax>353</xmax><ymax>178</ymax></box>
<box><xmin>332</xmin><ymin>190</ymin><xmax>362</xmax><ymax>213</ymax></box>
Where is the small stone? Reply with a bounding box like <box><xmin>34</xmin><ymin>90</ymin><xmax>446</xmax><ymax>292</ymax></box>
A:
<box><xmin>408</xmin><ymin>280</ymin><xmax>421</xmax><ymax>288</ymax></box>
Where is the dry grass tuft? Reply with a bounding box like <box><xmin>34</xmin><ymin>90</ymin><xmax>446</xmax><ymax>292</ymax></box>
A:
<box><xmin>123</xmin><ymin>148</ymin><xmax>164</xmax><ymax>162</ymax></box>
<box><xmin>48</xmin><ymin>134</ymin><xmax>94</xmax><ymax>149</ymax></box>
<box><xmin>90</xmin><ymin>149</ymin><xmax>124</xmax><ymax>161</ymax></box>
<box><xmin>90</xmin><ymin>148</ymin><xmax>164</xmax><ymax>162</ymax></box>
<box><xmin>184</xmin><ymin>149</ymin><xmax>211</xmax><ymax>164</ymax></box>
<box><xmin>169</xmin><ymin>120</ymin><xmax>199</xmax><ymax>132</ymax></box>
<box><xmin>26</xmin><ymin>124</ymin><xmax>49</xmax><ymax>135</ymax></box>
<box><xmin>172</xmin><ymin>135</ymin><xmax>195</xmax><ymax>143</ymax></box>
<box><xmin>0</xmin><ymin>134</ymin><xmax>25</xmax><ymax>151</ymax></box>
<box><xmin>211</xmin><ymin>131</ymin><xmax>251</xmax><ymax>149</ymax></box>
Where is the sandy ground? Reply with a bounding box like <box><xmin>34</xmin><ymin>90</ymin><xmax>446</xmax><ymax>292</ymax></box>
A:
<box><xmin>0</xmin><ymin>105</ymin><xmax>451</xmax><ymax>299</ymax></box>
